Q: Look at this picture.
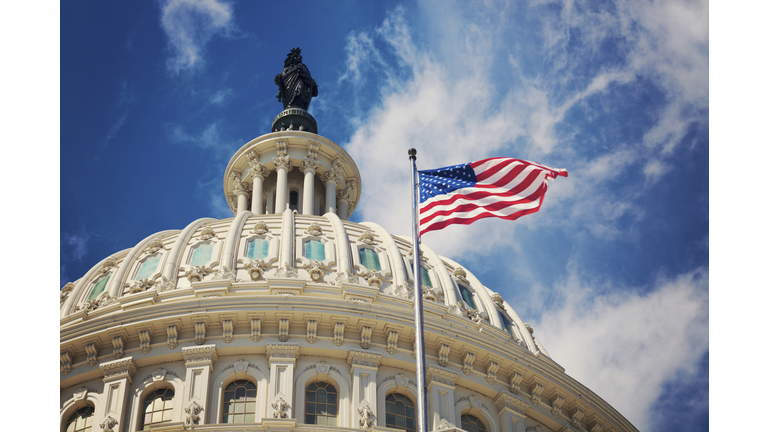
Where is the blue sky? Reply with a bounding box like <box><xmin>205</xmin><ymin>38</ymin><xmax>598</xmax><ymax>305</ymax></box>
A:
<box><xmin>54</xmin><ymin>1</ymin><xmax>713</xmax><ymax>430</ymax></box>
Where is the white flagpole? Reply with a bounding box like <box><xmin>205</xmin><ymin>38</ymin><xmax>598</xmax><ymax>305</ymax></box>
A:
<box><xmin>408</xmin><ymin>148</ymin><xmax>429</xmax><ymax>432</ymax></box>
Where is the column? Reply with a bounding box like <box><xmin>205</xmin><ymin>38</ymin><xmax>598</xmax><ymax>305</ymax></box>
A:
<box><xmin>250</xmin><ymin>161</ymin><xmax>267</xmax><ymax>214</ymax></box>
<box><xmin>347</xmin><ymin>350</ymin><xmax>382</xmax><ymax>429</ymax></box>
<box><xmin>426</xmin><ymin>366</ymin><xmax>459</xmax><ymax>430</ymax></box>
<box><xmin>274</xmin><ymin>142</ymin><xmax>292</xmax><ymax>213</ymax></box>
<box><xmin>234</xmin><ymin>180</ymin><xmax>250</xmax><ymax>214</ymax></box>
<box><xmin>337</xmin><ymin>188</ymin><xmax>349</xmax><ymax>220</ymax></box>
<box><xmin>300</xmin><ymin>157</ymin><xmax>318</xmax><ymax>215</ymax></box>
<box><xmin>322</xmin><ymin>171</ymin><xmax>338</xmax><ymax>214</ymax></box>
<box><xmin>181</xmin><ymin>345</ymin><xmax>218</xmax><ymax>427</ymax></box>
<box><xmin>494</xmin><ymin>392</ymin><xmax>529</xmax><ymax>432</ymax></box>
<box><xmin>98</xmin><ymin>357</ymin><xmax>138</xmax><ymax>432</ymax></box>
<box><xmin>265</xmin><ymin>344</ymin><xmax>300</xmax><ymax>420</ymax></box>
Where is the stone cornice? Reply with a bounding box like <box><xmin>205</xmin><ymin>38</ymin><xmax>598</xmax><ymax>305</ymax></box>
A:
<box><xmin>346</xmin><ymin>350</ymin><xmax>382</xmax><ymax>370</ymax></box>
<box><xmin>99</xmin><ymin>357</ymin><xmax>138</xmax><ymax>383</ymax></box>
<box><xmin>426</xmin><ymin>366</ymin><xmax>459</xmax><ymax>387</ymax></box>
<box><xmin>494</xmin><ymin>392</ymin><xmax>529</xmax><ymax>416</ymax></box>
<box><xmin>181</xmin><ymin>344</ymin><xmax>218</xmax><ymax>365</ymax></box>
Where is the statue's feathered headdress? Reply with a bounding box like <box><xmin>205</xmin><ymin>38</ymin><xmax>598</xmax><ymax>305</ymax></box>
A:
<box><xmin>284</xmin><ymin>47</ymin><xmax>302</xmax><ymax>67</ymax></box>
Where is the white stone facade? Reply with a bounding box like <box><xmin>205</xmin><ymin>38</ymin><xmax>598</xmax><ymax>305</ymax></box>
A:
<box><xmin>60</xmin><ymin>131</ymin><xmax>637</xmax><ymax>432</ymax></box>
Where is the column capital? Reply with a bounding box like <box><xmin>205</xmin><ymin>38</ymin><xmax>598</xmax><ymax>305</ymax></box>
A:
<box><xmin>182</xmin><ymin>344</ymin><xmax>218</xmax><ymax>366</ymax></box>
<box><xmin>273</xmin><ymin>154</ymin><xmax>292</xmax><ymax>171</ymax></box>
<box><xmin>346</xmin><ymin>350</ymin><xmax>382</xmax><ymax>371</ymax></box>
<box><xmin>321</xmin><ymin>170</ymin><xmax>340</xmax><ymax>185</ymax></box>
<box><xmin>233</xmin><ymin>179</ymin><xmax>251</xmax><ymax>197</ymax></box>
<box><xmin>426</xmin><ymin>366</ymin><xmax>459</xmax><ymax>387</ymax></box>
<box><xmin>99</xmin><ymin>357</ymin><xmax>138</xmax><ymax>383</ymax></box>
<box><xmin>493</xmin><ymin>391</ymin><xmax>529</xmax><ymax>416</ymax></box>
<box><xmin>249</xmin><ymin>160</ymin><xmax>269</xmax><ymax>180</ymax></box>
<box><xmin>266</xmin><ymin>344</ymin><xmax>300</xmax><ymax>366</ymax></box>
<box><xmin>300</xmin><ymin>157</ymin><xmax>318</xmax><ymax>174</ymax></box>
<box><xmin>336</xmin><ymin>188</ymin><xmax>350</xmax><ymax>203</ymax></box>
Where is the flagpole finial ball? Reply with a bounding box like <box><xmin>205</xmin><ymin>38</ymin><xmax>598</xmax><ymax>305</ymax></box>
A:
<box><xmin>408</xmin><ymin>148</ymin><xmax>417</xmax><ymax>160</ymax></box>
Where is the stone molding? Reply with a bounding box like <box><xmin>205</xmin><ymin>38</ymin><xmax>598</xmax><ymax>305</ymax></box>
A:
<box><xmin>182</xmin><ymin>345</ymin><xmax>218</xmax><ymax>365</ymax></box>
<box><xmin>494</xmin><ymin>391</ymin><xmax>529</xmax><ymax>416</ymax></box>
<box><xmin>266</xmin><ymin>344</ymin><xmax>300</xmax><ymax>359</ymax></box>
<box><xmin>346</xmin><ymin>350</ymin><xmax>382</xmax><ymax>370</ymax></box>
<box><xmin>99</xmin><ymin>357</ymin><xmax>138</xmax><ymax>383</ymax></box>
<box><xmin>426</xmin><ymin>366</ymin><xmax>459</xmax><ymax>387</ymax></box>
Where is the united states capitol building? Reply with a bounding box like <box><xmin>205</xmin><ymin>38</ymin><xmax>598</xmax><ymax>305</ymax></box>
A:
<box><xmin>59</xmin><ymin>49</ymin><xmax>638</xmax><ymax>432</ymax></box>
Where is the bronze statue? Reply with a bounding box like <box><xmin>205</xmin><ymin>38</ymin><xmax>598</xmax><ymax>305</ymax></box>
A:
<box><xmin>274</xmin><ymin>47</ymin><xmax>318</xmax><ymax>111</ymax></box>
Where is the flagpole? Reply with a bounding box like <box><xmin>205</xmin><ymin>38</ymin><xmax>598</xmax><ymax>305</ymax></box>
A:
<box><xmin>408</xmin><ymin>148</ymin><xmax>429</xmax><ymax>432</ymax></box>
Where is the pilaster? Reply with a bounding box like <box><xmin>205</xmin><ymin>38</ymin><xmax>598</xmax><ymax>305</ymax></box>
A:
<box><xmin>494</xmin><ymin>392</ymin><xmax>529</xmax><ymax>432</ymax></box>
<box><xmin>426</xmin><ymin>366</ymin><xmax>460</xmax><ymax>430</ymax></box>
<box><xmin>99</xmin><ymin>357</ymin><xmax>138</xmax><ymax>432</ymax></box>
<box><xmin>181</xmin><ymin>344</ymin><xmax>218</xmax><ymax>426</ymax></box>
<box><xmin>266</xmin><ymin>344</ymin><xmax>300</xmax><ymax>419</ymax></box>
<box><xmin>347</xmin><ymin>350</ymin><xmax>382</xmax><ymax>429</ymax></box>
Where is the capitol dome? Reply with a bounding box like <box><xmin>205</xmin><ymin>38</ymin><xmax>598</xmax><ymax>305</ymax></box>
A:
<box><xmin>60</xmin><ymin>52</ymin><xmax>637</xmax><ymax>432</ymax></box>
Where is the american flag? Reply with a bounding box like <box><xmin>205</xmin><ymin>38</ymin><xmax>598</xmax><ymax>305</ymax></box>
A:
<box><xmin>418</xmin><ymin>157</ymin><xmax>568</xmax><ymax>236</ymax></box>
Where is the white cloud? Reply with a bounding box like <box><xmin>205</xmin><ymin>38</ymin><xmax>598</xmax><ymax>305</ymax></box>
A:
<box><xmin>210</xmin><ymin>88</ymin><xmax>233</xmax><ymax>105</ymax></box>
<box><xmin>531</xmin><ymin>267</ymin><xmax>709</xmax><ymax>431</ymax></box>
<box><xmin>63</xmin><ymin>232</ymin><xmax>90</xmax><ymax>261</ymax></box>
<box><xmin>159</xmin><ymin>0</ymin><xmax>235</xmax><ymax>74</ymax></box>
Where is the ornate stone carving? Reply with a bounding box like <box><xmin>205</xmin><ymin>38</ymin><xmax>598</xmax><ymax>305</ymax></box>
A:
<box><xmin>509</xmin><ymin>372</ymin><xmax>523</xmax><ymax>394</ymax></box>
<box><xmin>278</xmin><ymin>318</ymin><xmax>290</xmax><ymax>342</ymax></box>
<box><xmin>273</xmin><ymin>147</ymin><xmax>292</xmax><ymax>170</ymax></box>
<box><xmin>139</xmin><ymin>331</ymin><xmax>151</xmax><ymax>354</ymax></box>
<box><xmin>589</xmin><ymin>421</ymin><xmax>603</xmax><ymax>432</ymax></box>
<box><xmin>127</xmin><ymin>278</ymin><xmax>154</xmax><ymax>294</ymax></box>
<box><xmin>222</xmin><ymin>320</ymin><xmax>234</xmax><ymax>344</ymax></box>
<box><xmin>182</xmin><ymin>345</ymin><xmax>218</xmax><ymax>364</ymax></box>
<box><xmin>246</xmin><ymin>259</ymin><xmax>268</xmax><ymax>280</ymax></box>
<box><xmin>99</xmin><ymin>358</ymin><xmax>138</xmax><ymax>381</ymax></box>
<box><xmin>360</xmin><ymin>326</ymin><xmax>372</xmax><ymax>349</ymax></box>
<box><xmin>334</xmin><ymin>270</ymin><xmax>359</xmax><ymax>285</ymax></box>
<box><xmin>166</xmin><ymin>325</ymin><xmax>178</xmax><ymax>349</ymax></box>
<box><xmin>358</xmin><ymin>231</ymin><xmax>375</xmax><ymax>245</ymax></box>
<box><xmin>213</xmin><ymin>265</ymin><xmax>238</xmax><ymax>281</ymax></box>
<box><xmin>360</xmin><ymin>269</ymin><xmax>383</xmax><ymax>287</ymax></box>
<box><xmin>358</xmin><ymin>404</ymin><xmax>375</xmax><ymax>429</ymax></box>
<box><xmin>99</xmin><ymin>258</ymin><xmax>118</xmax><ymax>274</ymax></box>
<box><xmin>552</xmin><ymin>394</ymin><xmax>565</xmax><ymax>418</ymax></box>
<box><xmin>146</xmin><ymin>238</ymin><xmax>165</xmax><ymax>254</ymax></box>
<box><xmin>307</xmin><ymin>142</ymin><xmax>320</xmax><ymax>159</ymax></box>
<box><xmin>466</xmin><ymin>307</ymin><xmax>488</xmax><ymax>324</ymax></box>
<box><xmin>422</xmin><ymin>286</ymin><xmax>437</xmax><ymax>301</ymax></box>
<box><xmin>100</xmin><ymin>416</ymin><xmax>118</xmax><ymax>432</ymax></box>
<box><xmin>251</xmin><ymin>319</ymin><xmax>262</xmax><ymax>342</ymax></box>
<box><xmin>392</xmin><ymin>284</ymin><xmax>413</xmax><ymax>300</ymax></box>
<box><xmin>559</xmin><ymin>427</ymin><xmax>577</xmax><ymax>432</ymax></box>
<box><xmin>77</xmin><ymin>292</ymin><xmax>118</xmax><ymax>315</ymax></box>
<box><xmin>486</xmin><ymin>361</ymin><xmax>500</xmax><ymax>385</ymax></box>
<box><xmin>426</xmin><ymin>366</ymin><xmax>459</xmax><ymax>386</ymax></box>
<box><xmin>306</xmin><ymin>222</ymin><xmax>323</xmax><ymax>236</ymax></box>
<box><xmin>437</xmin><ymin>344</ymin><xmax>451</xmax><ymax>367</ymax></box>
<box><xmin>494</xmin><ymin>392</ymin><xmax>529</xmax><ymax>416</ymax></box>
<box><xmin>306</xmin><ymin>261</ymin><xmax>325</xmax><ymax>281</ymax></box>
<box><xmin>321</xmin><ymin>169</ymin><xmax>340</xmax><ymax>185</ymax></box>
<box><xmin>185</xmin><ymin>265</ymin><xmax>210</xmax><ymax>283</ymax></box>
<box><xmin>347</xmin><ymin>350</ymin><xmax>383</xmax><ymax>369</ymax></box>
<box><xmin>194</xmin><ymin>322</ymin><xmax>206</xmax><ymax>345</ymax></box>
<box><xmin>111</xmin><ymin>336</ymin><xmax>124</xmax><ymax>359</ymax></box>
<box><xmin>249</xmin><ymin>160</ymin><xmax>268</xmax><ymax>181</ymax></box>
<box><xmin>453</xmin><ymin>267</ymin><xmax>468</xmax><ymax>283</ymax></box>
<box><xmin>60</xmin><ymin>351</ymin><xmax>73</xmax><ymax>375</ymax></box>
<box><xmin>60</xmin><ymin>282</ymin><xmax>75</xmax><ymax>303</ymax></box>
<box><xmin>333</xmin><ymin>322</ymin><xmax>345</xmax><ymax>346</ymax></box>
<box><xmin>233</xmin><ymin>179</ymin><xmax>251</xmax><ymax>197</ymax></box>
<box><xmin>386</xmin><ymin>331</ymin><xmax>399</xmax><ymax>354</ymax></box>
<box><xmin>462</xmin><ymin>352</ymin><xmax>475</xmax><ymax>375</ymax></box>
<box><xmin>530</xmin><ymin>383</ymin><xmax>544</xmax><ymax>406</ymax></box>
<box><xmin>571</xmin><ymin>408</ymin><xmax>585</xmax><ymax>429</ymax></box>
<box><xmin>272</xmin><ymin>397</ymin><xmax>290</xmax><ymax>418</ymax></box>
<box><xmin>252</xmin><ymin>220</ymin><xmax>269</xmax><ymax>235</ymax></box>
<box><xmin>153</xmin><ymin>276</ymin><xmax>174</xmax><ymax>292</ymax></box>
<box><xmin>436</xmin><ymin>420</ymin><xmax>455</xmax><ymax>430</ymax></box>
<box><xmin>185</xmin><ymin>401</ymin><xmax>203</xmax><ymax>427</ymax></box>
<box><xmin>527</xmin><ymin>426</ymin><xmax>546</xmax><ymax>432</ymax></box>
<box><xmin>275</xmin><ymin>263</ymin><xmax>298</xmax><ymax>278</ymax></box>
<box><xmin>301</xmin><ymin>157</ymin><xmax>318</xmax><ymax>174</ymax></box>
<box><xmin>266</xmin><ymin>344</ymin><xmax>300</xmax><ymax>359</ymax></box>
<box><xmin>332</xmin><ymin>156</ymin><xmax>345</xmax><ymax>173</ymax></box>
<box><xmin>306</xmin><ymin>320</ymin><xmax>317</xmax><ymax>343</ymax></box>
<box><xmin>199</xmin><ymin>225</ymin><xmax>217</xmax><ymax>240</ymax></box>
<box><xmin>85</xmin><ymin>343</ymin><xmax>98</xmax><ymax>367</ymax></box>
<box><xmin>336</xmin><ymin>188</ymin><xmax>349</xmax><ymax>202</ymax></box>
<box><xmin>491</xmin><ymin>292</ymin><xmax>506</xmax><ymax>310</ymax></box>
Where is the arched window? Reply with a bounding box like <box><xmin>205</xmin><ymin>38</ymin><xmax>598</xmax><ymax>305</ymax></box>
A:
<box><xmin>87</xmin><ymin>275</ymin><xmax>110</xmax><ymax>301</ymax></box>
<box><xmin>420</xmin><ymin>266</ymin><xmax>432</xmax><ymax>288</ymax></box>
<box><xmin>64</xmin><ymin>405</ymin><xmax>94</xmax><ymax>432</ymax></box>
<box><xmin>305</xmin><ymin>381</ymin><xmax>338</xmax><ymax>426</ymax></box>
<box><xmin>460</xmin><ymin>413</ymin><xmax>487</xmax><ymax>432</ymax></box>
<box><xmin>458</xmin><ymin>284</ymin><xmax>478</xmax><ymax>310</ymax></box>
<box><xmin>359</xmin><ymin>248</ymin><xmax>381</xmax><ymax>271</ymax></box>
<box><xmin>385</xmin><ymin>393</ymin><xmax>416</xmax><ymax>432</ymax></box>
<box><xmin>222</xmin><ymin>380</ymin><xmax>257</xmax><ymax>423</ymax></box>
<box><xmin>140</xmin><ymin>388</ymin><xmax>174</xmax><ymax>430</ymax></box>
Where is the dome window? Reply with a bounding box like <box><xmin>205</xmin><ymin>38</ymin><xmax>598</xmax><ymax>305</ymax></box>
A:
<box><xmin>305</xmin><ymin>239</ymin><xmax>326</xmax><ymax>261</ymax></box>
<box><xmin>189</xmin><ymin>243</ymin><xmax>213</xmax><ymax>266</ymax></box>
<box><xmin>420</xmin><ymin>266</ymin><xmax>433</xmax><ymax>288</ymax></box>
<box><xmin>458</xmin><ymin>284</ymin><xmax>478</xmax><ymax>310</ymax></box>
<box><xmin>385</xmin><ymin>393</ymin><xmax>416</xmax><ymax>432</ymax></box>
<box><xmin>359</xmin><ymin>248</ymin><xmax>381</xmax><ymax>271</ymax></box>
<box><xmin>86</xmin><ymin>275</ymin><xmax>110</xmax><ymax>301</ymax></box>
<box><xmin>246</xmin><ymin>238</ymin><xmax>270</xmax><ymax>260</ymax></box>
<box><xmin>65</xmin><ymin>405</ymin><xmax>94</xmax><ymax>432</ymax></box>
<box><xmin>289</xmin><ymin>190</ymin><xmax>299</xmax><ymax>212</ymax></box>
<box><xmin>140</xmin><ymin>388</ymin><xmax>174</xmax><ymax>429</ymax></box>
<box><xmin>136</xmin><ymin>255</ymin><xmax>161</xmax><ymax>280</ymax></box>
<box><xmin>305</xmin><ymin>381</ymin><xmax>338</xmax><ymax>426</ymax></box>
<box><xmin>222</xmin><ymin>380</ymin><xmax>257</xmax><ymax>424</ymax></box>
<box><xmin>461</xmin><ymin>413</ymin><xmax>487</xmax><ymax>432</ymax></box>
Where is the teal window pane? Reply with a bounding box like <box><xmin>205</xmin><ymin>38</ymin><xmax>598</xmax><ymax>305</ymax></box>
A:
<box><xmin>459</xmin><ymin>284</ymin><xmax>477</xmax><ymax>310</ymax></box>
<box><xmin>305</xmin><ymin>240</ymin><xmax>326</xmax><ymax>261</ymax></box>
<box><xmin>136</xmin><ymin>255</ymin><xmax>161</xmax><ymax>280</ymax></box>
<box><xmin>190</xmin><ymin>243</ymin><xmax>213</xmax><ymax>266</ymax></box>
<box><xmin>359</xmin><ymin>249</ymin><xmax>381</xmax><ymax>271</ymax></box>
<box><xmin>420</xmin><ymin>266</ymin><xmax>432</xmax><ymax>288</ymax></box>
<box><xmin>499</xmin><ymin>312</ymin><xmax>514</xmax><ymax>334</ymax></box>
<box><xmin>247</xmin><ymin>238</ymin><xmax>269</xmax><ymax>260</ymax></box>
<box><xmin>87</xmin><ymin>275</ymin><xmax>110</xmax><ymax>301</ymax></box>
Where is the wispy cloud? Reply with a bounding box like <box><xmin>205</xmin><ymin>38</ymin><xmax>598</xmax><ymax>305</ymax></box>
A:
<box><xmin>209</xmin><ymin>88</ymin><xmax>233</xmax><ymax>105</ymax></box>
<box><xmin>531</xmin><ymin>266</ymin><xmax>709</xmax><ymax>431</ymax></box>
<box><xmin>96</xmin><ymin>81</ymin><xmax>137</xmax><ymax>159</ymax></box>
<box><xmin>62</xmin><ymin>232</ymin><xmax>90</xmax><ymax>261</ymax></box>
<box><xmin>159</xmin><ymin>0</ymin><xmax>236</xmax><ymax>74</ymax></box>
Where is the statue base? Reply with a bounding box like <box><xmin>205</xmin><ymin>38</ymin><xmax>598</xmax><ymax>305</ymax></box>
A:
<box><xmin>271</xmin><ymin>108</ymin><xmax>317</xmax><ymax>134</ymax></box>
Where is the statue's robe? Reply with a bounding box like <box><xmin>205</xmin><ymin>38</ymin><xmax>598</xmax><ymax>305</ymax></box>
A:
<box><xmin>279</xmin><ymin>63</ymin><xmax>317</xmax><ymax>110</ymax></box>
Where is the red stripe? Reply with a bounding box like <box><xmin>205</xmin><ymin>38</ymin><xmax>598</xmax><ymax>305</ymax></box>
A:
<box><xmin>420</xmin><ymin>197</ymin><xmax>547</xmax><ymax>236</ymax></box>
<box><xmin>420</xmin><ymin>183</ymin><xmax>546</xmax><ymax>225</ymax></box>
